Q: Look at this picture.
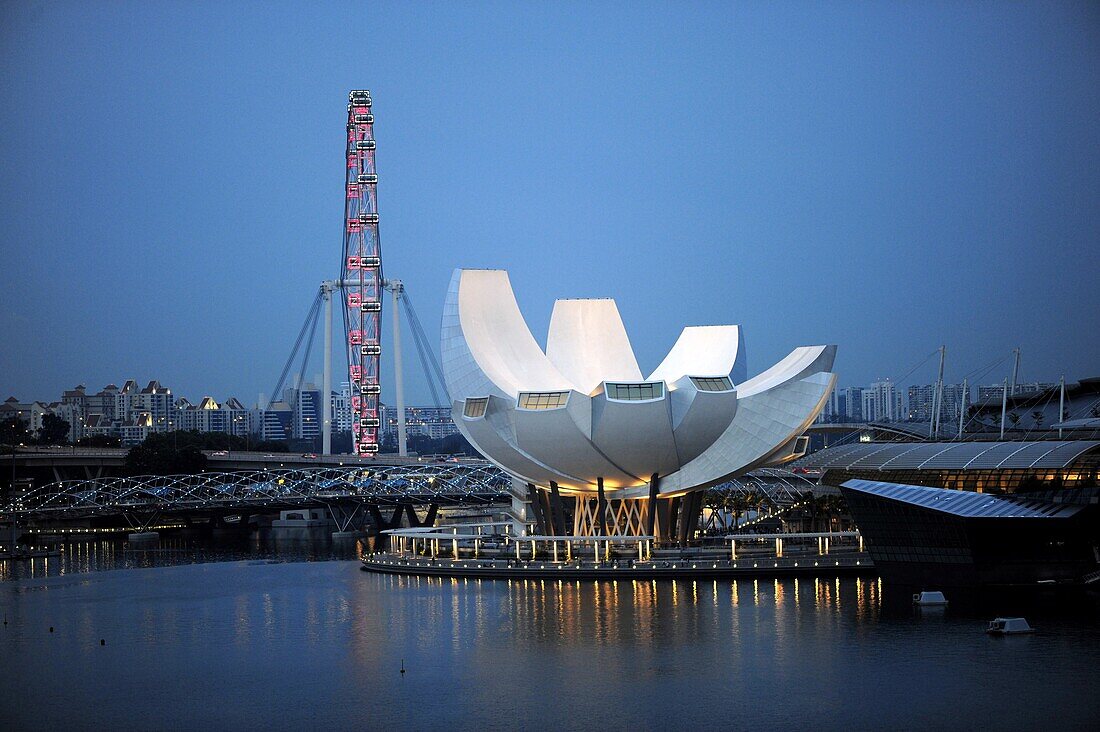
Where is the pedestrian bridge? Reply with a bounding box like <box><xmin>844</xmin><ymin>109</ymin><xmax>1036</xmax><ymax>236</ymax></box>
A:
<box><xmin>3</xmin><ymin>464</ymin><xmax>826</xmax><ymax>531</ymax></box>
<box><xmin>5</xmin><ymin>463</ymin><xmax>512</xmax><ymax>520</ymax></box>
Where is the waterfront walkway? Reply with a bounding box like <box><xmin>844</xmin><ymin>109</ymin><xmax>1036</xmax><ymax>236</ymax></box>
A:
<box><xmin>360</xmin><ymin>551</ymin><xmax>874</xmax><ymax>580</ymax></box>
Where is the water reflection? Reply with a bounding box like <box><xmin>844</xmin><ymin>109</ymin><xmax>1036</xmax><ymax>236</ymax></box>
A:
<box><xmin>4</xmin><ymin>559</ymin><xmax>1100</xmax><ymax>730</ymax></box>
<box><xmin>0</xmin><ymin>530</ymin><xmax>368</xmax><ymax>582</ymax></box>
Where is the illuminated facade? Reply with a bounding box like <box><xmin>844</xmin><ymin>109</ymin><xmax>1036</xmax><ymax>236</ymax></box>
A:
<box><xmin>441</xmin><ymin>268</ymin><xmax>837</xmax><ymax>538</ymax></box>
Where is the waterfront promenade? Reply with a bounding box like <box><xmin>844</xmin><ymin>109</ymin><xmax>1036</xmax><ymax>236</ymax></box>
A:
<box><xmin>361</xmin><ymin>551</ymin><xmax>873</xmax><ymax>580</ymax></box>
<box><xmin>362</xmin><ymin>529</ymin><xmax>873</xmax><ymax>580</ymax></box>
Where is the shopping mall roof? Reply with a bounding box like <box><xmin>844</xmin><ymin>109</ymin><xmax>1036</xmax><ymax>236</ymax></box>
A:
<box><xmin>841</xmin><ymin>479</ymin><xmax>1084</xmax><ymax>519</ymax></box>
<box><xmin>797</xmin><ymin>440</ymin><xmax>1100</xmax><ymax>472</ymax></box>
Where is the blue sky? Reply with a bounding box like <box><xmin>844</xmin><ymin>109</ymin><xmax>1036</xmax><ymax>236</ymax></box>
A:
<box><xmin>2</xmin><ymin>1</ymin><xmax>1098</xmax><ymax>406</ymax></box>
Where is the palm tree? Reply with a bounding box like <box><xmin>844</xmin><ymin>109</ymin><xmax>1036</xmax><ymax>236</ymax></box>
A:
<box><xmin>1032</xmin><ymin>410</ymin><xmax>1044</xmax><ymax>429</ymax></box>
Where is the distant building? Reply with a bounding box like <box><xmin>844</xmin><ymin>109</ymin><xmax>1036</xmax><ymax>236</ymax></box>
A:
<box><xmin>380</xmin><ymin>404</ymin><xmax>459</xmax><ymax>442</ymax></box>
<box><xmin>971</xmin><ymin>377</ymin><xmax>1100</xmax><ymax>431</ymax></box>
<box><xmin>816</xmin><ymin>387</ymin><xmax>847</xmax><ymax>423</ymax></box>
<box><xmin>261</xmin><ymin>401</ymin><xmax>293</xmax><ymax>442</ymax></box>
<box><xmin>908</xmin><ymin>383</ymin><xmax>970</xmax><ymax>424</ymax></box>
<box><xmin>291</xmin><ymin>383</ymin><xmax>322</xmax><ymax>441</ymax></box>
<box><xmin>977</xmin><ymin>381</ymin><xmax>1056</xmax><ymax>403</ymax></box>
<box><xmin>49</xmin><ymin>401</ymin><xmax>85</xmax><ymax>442</ymax></box>
<box><xmin>86</xmin><ymin>384</ymin><xmax>119</xmax><ymax>422</ymax></box>
<box><xmin>0</xmin><ymin>397</ymin><xmax>50</xmax><ymax>435</ymax></box>
<box><xmin>83</xmin><ymin>413</ymin><xmax>112</xmax><ymax>439</ymax></box>
<box><xmin>175</xmin><ymin>396</ymin><xmax>252</xmax><ymax>436</ymax></box>
<box><xmin>332</xmin><ymin>383</ymin><xmax>352</xmax><ymax>433</ymax></box>
<box><xmin>841</xmin><ymin>386</ymin><xmax>865</xmax><ymax>422</ymax></box>
<box><xmin>222</xmin><ymin>397</ymin><xmax>252</xmax><ymax>437</ymax></box>
<box><xmin>119</xmin><ymin>412</ymin><xmax>153</xmax><ymax>445</ymax></box>
<box><xmin>862</xmin><ymin>381</ymin><xmax>903</xmax><ymax>422</ymax></box>
<box><xmin>132</xmin><ymin>380</ymin><xmax>174</xmax><ymax>433</ymax></box>
<box><xmin>940</xmin><ymin>383</ymin><xmax>969</xmax><ymax>426</ymax></box>
<box><xmin>60</xmin><ymin>385</ymin><xmax>87</xmax><ymax>418</ymax></box>
<box><xmin>115</xmin><ymin>380</ymin><xmax>140</xmax><ymax>422</ymax></box>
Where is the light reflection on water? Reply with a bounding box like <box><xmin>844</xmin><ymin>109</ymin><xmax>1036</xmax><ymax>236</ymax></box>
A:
<box><xmin>0</xmin><ymin>530</ymin><xmax>367</xmax><ymax>582</ymax></box>
<box><xmin>2</xmin><ymin>555</ymin><xmax>1099</xmax><ymax>730</ymax></box>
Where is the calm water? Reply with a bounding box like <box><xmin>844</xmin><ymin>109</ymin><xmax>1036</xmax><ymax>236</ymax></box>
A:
<box><xmin>2</xmin><ymin>538</ymin><xmax>1099</xmax><ymax>731</ymax></box>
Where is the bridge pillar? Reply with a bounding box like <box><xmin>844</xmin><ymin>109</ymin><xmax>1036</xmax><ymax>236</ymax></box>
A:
<box><xmin>526</xmin><ymin>483</ymin><xmax>548</xmax><ymax>535</ymax></box>
<box><xmin>548</xmin><ymin>481</ymin><xmax>567</xmax><ymax>536</ymax></box>
<box><xmin>676</xmin><ymin>492</ymin><xmax>703</xmax><ymax>546</ymax></box>
<box><xmin>368</xmin><ymin>506</ymin><xmax>405</xmax><ymax>532</ymax></box>
<box><xmin>596</xmin><ymin>477</ymin><xmax>609</xmax><ymax>536</ymax></box>
<box><xmin>402</xmin><ymin>504</ymin><xmax>438</xmax><ymax>528</ymax></box>
<box><xmin>645</xmin><ymin>474</ymin><xmax>659</xmax><ymax>538</ymax></box>
<box><xmin>5</xmin><ymin>517</ymin><xmax>19</xmax><ymax>553</ymax></box>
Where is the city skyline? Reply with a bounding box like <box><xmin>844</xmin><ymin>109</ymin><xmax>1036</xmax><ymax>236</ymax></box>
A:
<box><xmin>2</xmin><ymin>2</ymin><xmax>1098</xmax><ymax>407</ymax></box>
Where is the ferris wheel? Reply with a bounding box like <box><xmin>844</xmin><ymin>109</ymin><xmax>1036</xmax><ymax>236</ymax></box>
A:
<box><xmin>343</xmin><ymin>90</ymin><xmax>383</xmax><ymax>455</ymax></box>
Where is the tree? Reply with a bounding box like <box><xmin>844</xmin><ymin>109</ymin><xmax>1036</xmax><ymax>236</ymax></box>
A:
<box><xmin>126</xmin><ymin>440</ymin><xmax>207</xmax><ymax>476</ymax></box>
<box><xmin>77</xmin><ymin>434</ymin><xmax>121</xmax><ymax>447</ymax></box>
<box><xmin>1008</xmin><ymin>411</ymin><xmax>1021</xmax><ymax>429</ymax></box>
<box><xmin>1032</xmin><ymin>410</ymin><xmax>1044</xmax><ymax>429</ymax></box>
<box><xmin>36</xmin><ymin>413</ymin><xmax>70</xmax><ymax>445</ymax></box>
<box><xmin>0</xmin><ymin>416</ymin><xmax>30</xmax><ymax>446</ymax></box>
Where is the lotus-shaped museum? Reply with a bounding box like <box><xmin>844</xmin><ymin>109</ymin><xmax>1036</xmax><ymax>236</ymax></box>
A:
<box><xmin>441</xmin><ymin>269</ymin><xmax>837</xmax><ymax>537</ymax></box>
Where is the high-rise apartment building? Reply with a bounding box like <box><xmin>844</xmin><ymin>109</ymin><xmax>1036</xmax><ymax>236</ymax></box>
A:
<box><xmin>841</xmin><ymin>386</ymin><xmax>865</xmax><ymax>422</ymax></box>
<box><xmin>862</xmin><ymin>380</ymin><xmax>903</xmax><ymax>422</ymax></box>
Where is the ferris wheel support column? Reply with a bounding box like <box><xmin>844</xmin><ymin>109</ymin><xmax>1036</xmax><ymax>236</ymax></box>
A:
<box><xmin>390</xmin><ymin>280</ymin><xmax>408</xmax><ymax>456</ymax></box>
<box><xmin>322</xmin><ymin>281</ymin><xmax>334</xmax><ymax>455</ymax></box>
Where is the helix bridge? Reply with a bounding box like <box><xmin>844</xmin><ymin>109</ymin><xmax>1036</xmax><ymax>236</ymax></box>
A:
<box><xmin>5</xmin><ymin>465</ymin><xmax>819</xmax><ymax>528</ymax></box>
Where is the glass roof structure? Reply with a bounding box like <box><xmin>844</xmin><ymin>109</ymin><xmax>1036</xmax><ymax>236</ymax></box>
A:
<box><xmin>841</xmin><ymin>479</ymin><xmax>1085</xmax><ymax>519</ymax></box>
<box><xmin>797</xmin><ymin>440</ymin><xmax>1100</xmax><ymax>472</ymax></box>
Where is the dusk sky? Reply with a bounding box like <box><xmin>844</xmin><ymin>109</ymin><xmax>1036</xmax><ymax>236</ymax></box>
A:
<box><xmin>2</xmin><ymin>1</ymin><xmax>1097</xmax><ymax>407</ymax></box>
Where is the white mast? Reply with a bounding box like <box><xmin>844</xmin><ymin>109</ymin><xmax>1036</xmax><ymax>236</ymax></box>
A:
<box><xmin>1010</xmin><ymin>347</ymin><xmax>1021</xmax><ymax>396</ymax></box>
<box><xmin>930</xmin><ymin>345</ymin><xmax>945</xmax><ymax>437</ymax></box>
<box><xmin>1058</xmin><ymin>375</ymin><xmax>1065</xmax><ymax>439</ymax></box>
<box><xmin>1000</xmin><ymin>378</ymin><xmax>1008</xmax><ymax>439</ymax></box>
<box><xmin>957</xmin><ymin>378</ymin><xmax>967</xmax><ymax>439</ymax></box>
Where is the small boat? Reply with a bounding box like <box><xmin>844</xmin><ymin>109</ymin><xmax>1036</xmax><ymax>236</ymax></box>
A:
<box><xmin>987</xmin><ymin>617</ymin><xmax>1034</xmax><ymax>635</ymax></box>
<box><xmin>913</xmin><ymin>591</ymin><xmax>948</xmax><ymax>606</ymax></box>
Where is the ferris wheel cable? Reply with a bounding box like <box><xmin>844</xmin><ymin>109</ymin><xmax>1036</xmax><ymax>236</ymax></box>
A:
<box><xmin>411</xmin><ymin>329</ymin><xmax>444</xmax><ymax>408</ymax></box>
<box><xmin>402</xmin><ymin>298</ymin><xmax>444</xmax><ymax>408</ymax></box>
<box><xmin>404</xmin><ymin>292</ymin><xmax>448</xmax><ymax>396</ymax></box>
<box><xmin>400</xmin><ymin>290</ymin><xmax>449</xmax><ymax>404</ymax></box>
<box><xmin>270</xmin><ymin>292</ymin><xmax>322</xmax><ymax>408</ymax></box>
<box><xmin>295</xmin><ymin>295</ymin><xmax>323</xmax><ymax>393</ymax></box>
